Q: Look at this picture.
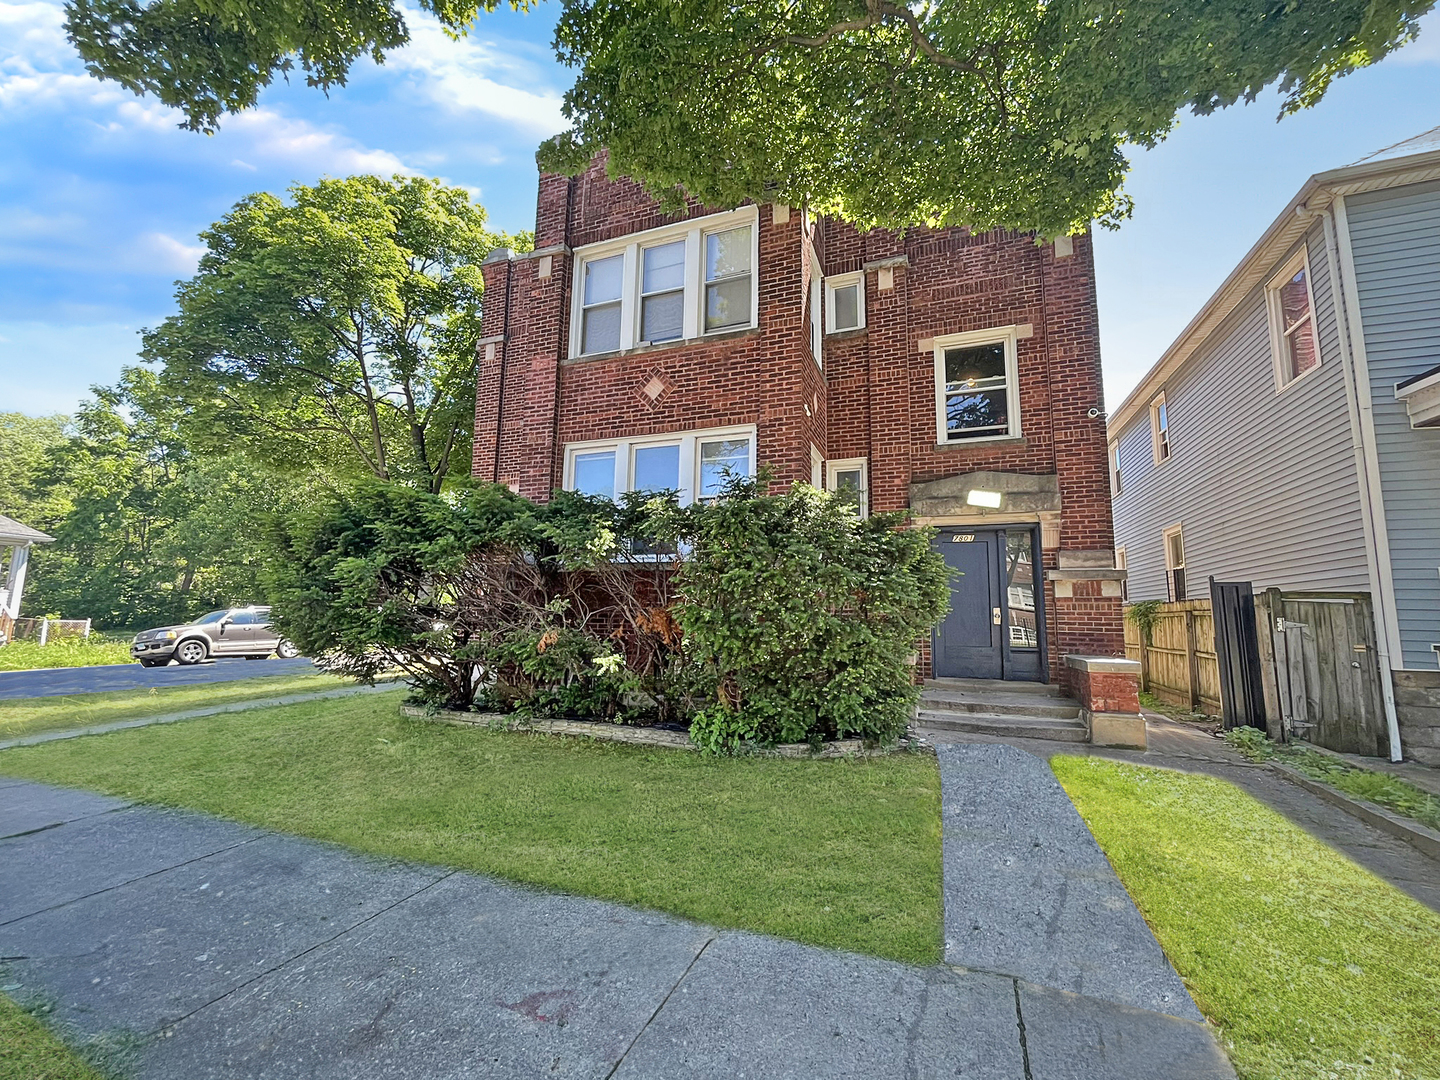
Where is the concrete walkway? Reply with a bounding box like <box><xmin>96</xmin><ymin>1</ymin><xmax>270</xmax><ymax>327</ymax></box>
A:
<box><xmin>921</xmin><ymin>715</ymin><xmax>1440</xmax><ymax>914</ymax></box>
<box><xmin>936</xmin><ymin>743</ymin><xmax>1199</xmax><ymax>1020</ymax></box>
<box><xmin>0</xmin><ymin>778</ymin><xmax>1234</xmax><ymax>1079</ymax></box>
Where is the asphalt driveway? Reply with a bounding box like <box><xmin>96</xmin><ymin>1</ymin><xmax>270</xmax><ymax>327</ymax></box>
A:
<box><xmin>0</xmin><ymin>657</ymin><xmax>317</xmax><ymax>699</ymax></box>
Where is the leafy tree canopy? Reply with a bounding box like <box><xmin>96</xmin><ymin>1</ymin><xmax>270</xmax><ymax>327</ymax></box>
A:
<box><xmin>66</xmin><ymin>0</ymin><xmax>1433</xmax><ymax>233</ymax></box>
<box><xmin>142</xmin><ymin>174</ymin><xmax>527</xmax><ymax>494</ymax></box>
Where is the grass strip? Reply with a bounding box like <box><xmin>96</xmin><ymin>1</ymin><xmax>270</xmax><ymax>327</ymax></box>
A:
<box><xmin>0</xmin><ymin>636</ymin><xmax>133</xmax><ymax>672</ymax></box>
<box><xmin>0</xmin><ymin>692</ymin><xmax>944</xmax><ymax>965</ymax></box>
<box><xmin>0</xmin><ymin>993</ymin><xmax>101</xmax><ymax>1080</ymax></box>
<box><xmin>0</xmin><ymin>671</ymin><xmax>350</xmax><ymax>739</ymax></box>
<box><xmin>1053</xmin><ymin>755</ymin><xmax>1440</xmax><ymax>1080</ymax></box>
<box><xmin>1227</xmin><ymin>727</ymin><xmax>1440</xmax><ymax>833</ymax></box>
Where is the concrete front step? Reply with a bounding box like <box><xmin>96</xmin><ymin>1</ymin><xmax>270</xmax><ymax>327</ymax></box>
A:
<box><xmin>924</xmin><ymin>677</ymin><xmax>1066</xmax><ymax>697</ymax></box>
<box><xmin>918</xmin><ymin>688</ymin><xmax>1082</xmax><ymax>720</ymax></box>
<box><xmin>915</xmin><ymin>709</ymin><xmax>1089</xmax><ymax>742</ymax></box>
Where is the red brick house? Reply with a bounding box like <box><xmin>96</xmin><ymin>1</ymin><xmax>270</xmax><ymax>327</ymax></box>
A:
<box><xmin>474</xmin><ymin>158</ymin><xmax>1127</xmax><ymax>693</ymax></box>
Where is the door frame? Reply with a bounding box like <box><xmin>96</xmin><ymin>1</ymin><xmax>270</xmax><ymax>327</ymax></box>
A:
<box><xmin>931</xmin><ymin>524</ymin><xmax>1048</xmax><ymax>683</ymax></box>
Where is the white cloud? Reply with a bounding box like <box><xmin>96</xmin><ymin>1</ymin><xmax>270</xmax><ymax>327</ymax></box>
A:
<box><xmin>224</xmin><ymin>108</ymin><xmax>414</xmax><ymax>176</ymax></box>
<box><xmin>388</xmin><ymin>6</ymin><xmax>568</xmax><ymax>135</ymax></box>
<box><xmin>140</xmin><ymin>232</ymin><xmax>206</xmax><ymax>274</ymax></box>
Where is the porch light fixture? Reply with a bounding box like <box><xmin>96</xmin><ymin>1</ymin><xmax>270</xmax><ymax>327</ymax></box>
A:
<box><xmin>966</xmin><ymin>489</ymin><xmax>1002</xmax><ymax>508</ymax></box>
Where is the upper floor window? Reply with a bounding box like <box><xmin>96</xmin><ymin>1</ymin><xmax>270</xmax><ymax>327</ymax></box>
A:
<box><xmin>825</xmin><ymin>272</ymin><xmax>865</xmax><ymax>333</ymax></box>
<box><xmin>933</xmin><ymin>327</ymin><xmax>1021</xmax><ymax>444</ymax></box>
<box><xmin>1110</xmin><ymin>443</ymin><xmax>1122</xmax><ymax>494</ymax></box>
<box><xmin>809</xmin><ymin>265</ymin><xmax>822</xmax><ymax>367</ymax></box>
<box><xmin>565</xmin><ymin>425</ymin><xmax>756</xmax><ymax>506</ymax></box>
<box><xmin>1266</xmin><ymin>247</ymin><xmax>1320</xmax><ymax>389</ymax></box>
<box><xmin>1150</xmin><ymin>392</ymin><xmax>1170</xmax><ymax>464</ymax></box>
<box><xmin>826</xmin><ymin>457</ymin><xmax>869</xmax><ymax>517</ymax></box>
<box><xmin>570</xmin><ymin>208</ymin><xmax>759</xmax><ymax>358</ymax></box>
<box><xmin>1163</xmin><ymin>524</ymin><xmax>1186</xmax><ymax>601</ymax></box>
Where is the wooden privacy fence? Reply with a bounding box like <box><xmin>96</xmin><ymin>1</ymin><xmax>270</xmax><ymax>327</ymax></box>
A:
<box><xmin>1123</xmin><ymin>599</ymin><xmax>1221</xmax><ymax>715</ymax></box>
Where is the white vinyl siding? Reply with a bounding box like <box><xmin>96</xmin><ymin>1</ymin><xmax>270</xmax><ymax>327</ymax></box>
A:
<box><xmin>1109</xmin><ymin>220</ymin><xmax>1368</xmax><ymax>604</ymax></box>
<box><xmin>1347</xmin><ymin>180</ymin><xmax>1440</xmax><ymax>667</ymax></box>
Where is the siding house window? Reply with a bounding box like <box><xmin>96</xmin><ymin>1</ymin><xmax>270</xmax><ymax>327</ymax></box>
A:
<box><xmin>826</xmin><ymin>457</ymin><xmax>869</xmax><ymax>517</ymax></box>
<box><xmin>825</xmin><ymin>271</ymin><xmax>865</xmax><ymax>333</ymax></box>
<box><xmin>1150</xmin><ymin>392</ymin><xmax>1170</xmax><ymax>463</ymax></box>
<box><xmin>1115</xmin><ymin>546</ymin><xmax>1127</xmax><ymax>602</ymax></box>
<box><xmin>1266</xmin><ymin>247</ymin><xmax>1320</xmax><ymax>389</ymax></box>
<box><xmin>1163</xmin><ymin>525</ymin><xmax>1186</xmax><ymax>601</ymax></box>
<box><xmin>1110</xmin><ymin>444</ymin><xmax>1122</xmax><ymax>495</ymax></box>
<box><xmin>570</xmin><ymin>208</ymin><xmax>759</xmax><ymax>357</ymax></box>
<box><xmin>933</xmin><ymin>327</ymin><xmax>1021</xmax><ymax>443</ymax></box>
<box><xmin>565</xmin><ymin>426</ymin><xmax>756</xmax><ymax>507</ymax></box>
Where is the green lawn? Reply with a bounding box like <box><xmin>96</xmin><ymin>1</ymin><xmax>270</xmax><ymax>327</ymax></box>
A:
<box><xmin>0</xmin><ymin>994</ymin><xmax>100</xmax><ymax>1080</ymax></box>
<box><xmin>0</xmin><ymin>692</ymin><xmax>944</xmax><ymax>964</ymax></box>
<box><xmin>0</xmin><ymin>636</ymin><xmax>133</xmax><ymax>671</ymax></box>
<box><xmin>1053</xmin><ymin>756</ymin><xmax>1440</xmax><ymax>1080</ymax></box>
<box><xmin>0</xmin><ymin>671</ymin><xmax>350</xmax><ymax>739</ymax></box>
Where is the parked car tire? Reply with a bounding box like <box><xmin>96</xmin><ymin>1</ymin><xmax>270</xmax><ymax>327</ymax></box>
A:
<box><xmin>175</xmin><ymin>638</ymin><xmax>208</xmax><ymax>665</ymax></box>
<box><xmin>276</xmin><ymin>640</ymin><xmax>300</xmax><ymax>659</ymax></box>
<box><xmin>138</xmin><ymin>658</ymin><xmax>165</xmax><ymax>668</ymax></box>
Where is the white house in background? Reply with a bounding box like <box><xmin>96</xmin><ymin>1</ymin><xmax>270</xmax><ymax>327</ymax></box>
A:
<box><xmin>1107</xmin><ymin>127</ymin><xmax>1440</xmax><ymax>764</ymax></box>
<box><xmin>0</xmin><ymin>514</ymin><xmax>54</xmax><ymax>643</ymax></box>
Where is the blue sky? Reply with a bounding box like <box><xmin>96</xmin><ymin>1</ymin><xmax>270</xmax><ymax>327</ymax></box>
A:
<box><xmin>1</xmin><ymin>0</ymin><xmax>1437</xmax><ymax>416</ymax></box>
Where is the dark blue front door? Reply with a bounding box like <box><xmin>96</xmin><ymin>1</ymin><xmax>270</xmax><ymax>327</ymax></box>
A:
<box><xmin>931</xmin><ymin>527</ymin><xmax>1045</xmax><ymax>681</ymax></box>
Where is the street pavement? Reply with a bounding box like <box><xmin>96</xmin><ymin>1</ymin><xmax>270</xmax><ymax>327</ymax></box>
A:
<box><xmin>0</xmin><ymin>657</ymin><xmax>317</xmax><ymax>699</ymax></box>
<box><xmin>0</xmin><ymin>777</ymin><xmax>1234</xmax><ymax>1079</ymax></box>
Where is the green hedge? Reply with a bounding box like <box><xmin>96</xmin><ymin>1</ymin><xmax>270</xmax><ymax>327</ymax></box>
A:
<box><xmin>265</xmin><ymin>475</ymin><xmax>949</xmax><ymax>749</ymax></box>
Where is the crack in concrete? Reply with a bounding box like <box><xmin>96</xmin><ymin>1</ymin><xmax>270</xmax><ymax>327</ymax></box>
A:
<box><xmin>1012</xmin><ymin>979</ymin><xmax>1034</xmax><ymax>1080</ymax></box>
<box><xmin>0</xmin><ymin>831</ymin><xmax>264</xmax><ymax>929</ymax></box>
<box><xmin>603</xmin><ymin>934</ymin><xmax>716</xmax><ymax>1080</ymax></box>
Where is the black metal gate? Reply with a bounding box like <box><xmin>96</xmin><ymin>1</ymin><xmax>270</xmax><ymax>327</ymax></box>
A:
<box><xmin>1210</xmin><ymin>578</ymin><xmax>1267</xmax><ymax>731</ymax></box>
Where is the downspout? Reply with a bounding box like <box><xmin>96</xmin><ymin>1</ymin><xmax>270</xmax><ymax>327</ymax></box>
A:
<box><xmin>492</xmin><ymin>254</ymin><xmax>514</xmax><ymax>484</ymax></box>
<box><xmin>1318</xmin><ymin>202</ymin><xmax>1404</xmax><ymax>762</ymax></box>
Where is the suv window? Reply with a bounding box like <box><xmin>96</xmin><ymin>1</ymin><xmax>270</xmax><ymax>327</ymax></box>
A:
<box><xmin>228</xmin><ymin>611</ymin><xmax>257</xmax><ymax>625</ymax></box>
<box><xmin>196</xmin><ymin>611</ymin><xmax>229</xmax><ymax>624</ymax></box>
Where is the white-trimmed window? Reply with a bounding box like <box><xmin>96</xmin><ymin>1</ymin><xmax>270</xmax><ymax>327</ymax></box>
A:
<box><xmin>1110</xmin><ymin>443</ymin><xmax>1122</xmax><ymax>495</ymax></box>
<box><xmin>570</xmin><ymin>207</ymin><xmax>759</xmax><ymax>357</ymax></box>
<box><xmin>565</xmin><ymin>425</ymin><xmax>756</xmax><ymax>506</ymax></box>
<box><xmin>1266</xmin><ymin>247</ymin><xmax>1320</xmax><ymax>389</ymax></box>
<box><xmin>1150</xmin><ymin>392</ymin><xmax>1170</xmax><ymax>464</ymax></box>
<box><xmin>1115</xmin><ymin>546</ymin><xmax>1127</xmax><ymax>602</ymax></box>
<box><xmin>1163</xmin><ymin>524</ymin><xmax>1186</xmax><ymax>602</ymax></box>
<box><xmin>826</xmin><ymin>457</ymin><xmax>869</xmax><ymax>518</ymax></box>
<box><xmin>810</xmin><ymin>445</ymin><xmax>823</xmax><ymax>488</ymax></box>
<box><xmin>825</xmin><ymin>271</ymin><xmax>865</xmax><ymax>333</ymax></box>
<box><xmin>933</xmin><ymin>326</ymin><xmax>1021</xmax><ymax>443</ymax></box>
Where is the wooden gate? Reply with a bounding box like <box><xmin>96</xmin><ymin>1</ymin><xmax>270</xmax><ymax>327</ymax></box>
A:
<box><xmin>1258</xmin><ymin>590</ymin><xmax>1387</xmax><ymax>757</ymax></box>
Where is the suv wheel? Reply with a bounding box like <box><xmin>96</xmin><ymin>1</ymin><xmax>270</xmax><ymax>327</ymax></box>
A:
<box><xmin>175</xmin><ymin>639</ymin><xmax>208</xmax><ymax>665</ymax></box>
<box><xmin>276</xmin><ymin>640</ymin><xmax>300</xmax><ymax>659</ymax></box>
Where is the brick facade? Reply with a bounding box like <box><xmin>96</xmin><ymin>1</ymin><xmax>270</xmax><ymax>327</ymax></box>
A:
<box><xmin>474</xmin><ymin>156</ymin><xmax>1124</xmax><ymax>684</ymax></box>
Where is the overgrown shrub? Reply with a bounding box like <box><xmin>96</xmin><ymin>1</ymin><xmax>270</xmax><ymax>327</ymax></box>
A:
<box><xmin>266</xmin><ymin>475</ymin><xmax>949</xmax><ymax>748</ymax></box>
<box><xmin>665</xmin><ymin>474</ymin><xmax>948</xmax><ymax>750</ymax></box>
<box><xmin>265</xmin><ymin>481</ymin><xmax>690</xmax><ymax>717</ymax></box>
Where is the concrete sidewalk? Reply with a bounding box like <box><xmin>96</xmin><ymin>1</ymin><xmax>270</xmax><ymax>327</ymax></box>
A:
<box><xmin>0</xmin><ymin>777</ymin><xmax>1234</xmax><ymax>1079</ymax></box>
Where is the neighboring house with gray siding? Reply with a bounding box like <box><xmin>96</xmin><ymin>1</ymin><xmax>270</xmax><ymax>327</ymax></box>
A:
<box><xmin>1108</xmin><ymin>128</ymin><xmax>1440</xmax><ymax>763</ymax></box>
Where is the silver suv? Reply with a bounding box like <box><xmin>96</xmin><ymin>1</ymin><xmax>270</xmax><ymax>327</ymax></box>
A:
<box><xmin>130</xmin><ymin>606</ymin><xmax>300</xmax><ymax>667</ymax></box>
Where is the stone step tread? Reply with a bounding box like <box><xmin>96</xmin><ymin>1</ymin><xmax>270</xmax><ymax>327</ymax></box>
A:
<box><xmin>924</xmin><ymin>677</ymin><xmax>1066</xmax><ymax>697</ymax></box>
<box><xmin>915</xmin><ymin>711</ymin><xmax>1089</xmax><ymax>742</ymax></box>
<box><xmin>918</xmin><ymin>690</ymin><xmax>1082</xmax><ymax>719</ymax></box>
